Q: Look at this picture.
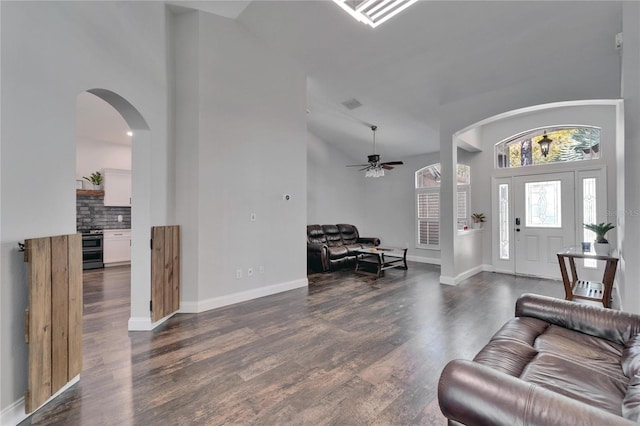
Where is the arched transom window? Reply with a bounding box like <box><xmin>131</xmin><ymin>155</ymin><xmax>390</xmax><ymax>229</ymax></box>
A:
<box><xmin>495</xmin><ymin>126</ymin><xmax>601</xmax><ymax>169</ymax></box>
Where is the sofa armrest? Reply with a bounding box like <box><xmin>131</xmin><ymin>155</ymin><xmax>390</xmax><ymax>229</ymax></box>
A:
<box><xmin>516</xmin><ymin>293</ymin><xmax>640</xmax><ymax>346</ymax></box>
<box><xmin>307</xmin><ymin>243</ymin><xmax>327</xmax><ymax>253</ymax></box>
<box><xmin>439</xmin><ymin>359</ymin><xmax>635</xmax><ymax>426</ymax></box>
<box><xmin>357</xmin><ymin>237</ymin><xmax>380</xmax><ymax>246</ymax></box>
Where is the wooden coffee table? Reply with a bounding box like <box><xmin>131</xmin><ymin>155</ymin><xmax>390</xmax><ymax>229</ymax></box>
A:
<box><xmin>354</xmin><ymin>246</ymin><xmax>408</xmax><ymax>278</ymax></box>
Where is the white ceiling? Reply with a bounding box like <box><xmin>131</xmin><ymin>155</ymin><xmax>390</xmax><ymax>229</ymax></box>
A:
<box><xmin>78</xmin><ymin>1</ymin><xmax>623</xmax><ymax>163</ymax></box>
<box><xmin>235</xmin><ymin>1</ymin><xmax>622</xmax><ymax>161</ymax></box>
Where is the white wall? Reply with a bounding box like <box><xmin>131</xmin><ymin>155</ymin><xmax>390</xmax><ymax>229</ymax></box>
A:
<box><xmin>1</xmin><ymin>1</ymin><xmax>173</xmax><ymax>418</ymax></box>
<box><xmin>307</xmin><ymin>130</ymin><xmax>365</xmax><ymax>226</ymax></box>
<box><xmin>621</xmin><ymin>2</ymin><xmax>640</xmax><ymax>313</ymax></box>
<box><xmin>174</xmin><ymin>10</ymin><xmax>308</xmax><ymax>312</ymax></box>
<box><xmin>76</xmin><ymin>138</ymin><xmax>132</xmax><ymax>181</ymax></box>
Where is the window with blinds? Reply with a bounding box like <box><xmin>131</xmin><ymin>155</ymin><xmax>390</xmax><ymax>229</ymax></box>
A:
<box><xmin>415</xmin><ymin>163</ymin><xmax>471</xmax><ymax>249</ymax></box>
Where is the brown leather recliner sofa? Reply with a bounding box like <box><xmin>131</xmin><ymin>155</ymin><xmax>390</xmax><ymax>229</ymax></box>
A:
<box><xmin>307</xmin><ymin>224</ymin><xmax>380</xmax><ymax>272</ymax></box>
<box><xmin>438</xmin><ymin>293</ymin><xmax>640</xmax><ymax>425</ymax></box>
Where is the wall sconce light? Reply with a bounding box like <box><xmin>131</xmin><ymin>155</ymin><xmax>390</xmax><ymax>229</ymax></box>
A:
<box><xmin>538</xmin><ymin>131</ymin><xmax>552</xmax><ymax>157</ymax></box>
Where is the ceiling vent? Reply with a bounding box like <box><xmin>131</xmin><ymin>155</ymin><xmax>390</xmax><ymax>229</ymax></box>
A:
<box><xmin>342</xmin><ymin>98</ymin><xmax>363</xmax><ymax>110</ymax></box>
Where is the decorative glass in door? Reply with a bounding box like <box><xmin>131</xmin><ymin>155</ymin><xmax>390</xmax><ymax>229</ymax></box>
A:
<box><xmin>525</xmin><ymin>180</ymin><xmax>562</xmax><ymax>228</ymax></box>
<box><xmin>499</xmin><ymin>184</ymin><xmax>509</xmax><ymax>260</ymax></box>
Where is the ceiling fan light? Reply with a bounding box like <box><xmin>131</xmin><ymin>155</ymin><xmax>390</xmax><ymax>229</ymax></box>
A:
<box><xmin>366</xmin><ymin>167</ymin><xmax>384</xmax><ymax>178</ymax></box>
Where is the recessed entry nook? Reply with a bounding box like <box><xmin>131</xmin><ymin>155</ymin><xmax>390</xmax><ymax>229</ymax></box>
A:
<box><xmin>445</xmin><ymin>100</ymin><xmax>624</xmax><ymax>292</ymax></box>
<box><xmin>78</xmin><ymin>88</ymin><xmax>156</xmax><ymax>331</ymax></box>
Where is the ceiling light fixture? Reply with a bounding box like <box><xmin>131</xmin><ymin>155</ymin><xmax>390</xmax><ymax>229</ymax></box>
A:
<box><xmin>538</xmin><ymin>131</ymin><xmax>553</xmax><ymax>157</ymax></box>
<box><xmin>332</xmin><ymin>0</ymin><xmax>419</xmax><ymax>28</ymax></box>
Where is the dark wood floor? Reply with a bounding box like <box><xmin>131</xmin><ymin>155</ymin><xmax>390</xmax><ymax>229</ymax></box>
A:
<box><xmin>21</xmin><ymin>262</ymin><xmax>564</xmax><ymax>425</ymax></box>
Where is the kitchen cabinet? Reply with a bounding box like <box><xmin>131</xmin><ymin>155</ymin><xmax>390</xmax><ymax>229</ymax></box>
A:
<box><xmin>103</xmin><ymin>168</ymin><xmax>131</xmax><ymax>207</ymax></box>
<box><xmin>103</xmin><ymin>229</ymin><xmax>131</xmax><ymax>264</ymax></box>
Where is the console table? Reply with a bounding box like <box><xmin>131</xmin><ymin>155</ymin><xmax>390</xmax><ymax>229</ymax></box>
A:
<box><xmin>354</xmin><ymin>247</ymin><xmax>407</xmax><ymax>278</ymax></box>
<box><xmin>556</xmin><ymin>246</ymin><xmax>618</xmax><ymax>308</ymax></box>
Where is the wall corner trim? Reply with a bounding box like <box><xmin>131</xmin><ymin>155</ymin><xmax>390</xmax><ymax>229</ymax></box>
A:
<box><xmin>440</xmin><ymin>264</ymin><xmax>486</xmax><ymax>286</ymax></box>
<box><xmin>128</xmin><ymin>312</ymin><xmax>176</xmax><ymax>331</ymax></box>
<box><xmin>179</xmin><ymin>278</ymin><xmax>309</xmax><ymax>314</ymax></box>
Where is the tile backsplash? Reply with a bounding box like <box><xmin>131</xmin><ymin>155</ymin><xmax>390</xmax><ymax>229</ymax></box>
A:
<box><xmin>77</xmin><ymin>194</ymin><xmax>131</xmax><ymax>231</ymax></box>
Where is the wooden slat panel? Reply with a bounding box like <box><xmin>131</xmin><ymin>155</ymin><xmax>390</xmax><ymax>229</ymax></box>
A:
<box><xmin>151</xmin><ymin>227</ymin><xmax>165</xmax><ymax>322</ymax></box>
<box><xmin>67</xmin><ymin>233</ymin><xmax>83</xmax><ymax>378</ymax></box>
<box><xmin>51</xmin><ymin>235</ymin><xmax>69</xmax><ymax>392</ymax></box>
<box><xmin>26</xmin><ymin>237</ymin><xmax>52</xmax><ymax>413</ymax></box>
<box><xmin>163</xmin><ymin>227</ymin><xmax>173</xmax><ymax>316</ymax></box>
<box><xmin>172</xmin><ymin>226</ymin><xmax>180</xmax><ymax>312</ymax></box>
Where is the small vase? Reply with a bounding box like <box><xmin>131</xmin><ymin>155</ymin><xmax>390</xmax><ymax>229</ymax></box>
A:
<box><xmin>93</xmin><ymin>184</ymin><xmax>101</xmax><ymax>190</ymax></box>
<box><xmin>471</xmin><ymin>222</ymin><xmax>482</xmax><ymax>230</ymax></box>
<box><xmin>593</xmin><ymin>242</ymin><xmax>610</xmax><ymax>256</ymax></box>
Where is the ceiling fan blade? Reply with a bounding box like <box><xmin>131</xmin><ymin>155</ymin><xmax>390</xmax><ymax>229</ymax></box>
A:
<box><xmin>346</xmin><ymin>164</ymin><xmax>370</xmax><ymax>167</ymax></box>
<box><xmin>359</xmin><ymin>166</ymin><xmax>372</xmax><ymax>171</ymax></box>
<box><xmin>381</xmin><ymin>161</ymin><xmax>404</xmax><ymax>166</ymax></box>
<box><xmin>381</xmin><ymin>165</ymin><xmax>394</xmax><ymax>170</ymax></box>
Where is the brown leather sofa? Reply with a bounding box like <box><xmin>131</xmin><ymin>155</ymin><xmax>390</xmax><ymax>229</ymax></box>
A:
<box><xmin>307</xmin><ymin>224</ymin><xmax>380</xmax><ymax>272</ymax></box>
<box><xmin>438</xmin><ymin>293</ymin><xmax>640</xmax><ymax>425</ymax></box>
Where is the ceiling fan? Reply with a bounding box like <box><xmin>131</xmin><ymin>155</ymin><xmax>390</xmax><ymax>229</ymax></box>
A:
<box><xmin>347</xmin><ymin>125</ymin><xmax>404</xmax><ymax>177</ymax></box>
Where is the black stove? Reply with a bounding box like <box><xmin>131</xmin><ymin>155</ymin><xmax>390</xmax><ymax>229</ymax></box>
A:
<box><xmin>81</xmin><ymin>230</ymin><xmax>104</xmax><ymax>269</ymax></box>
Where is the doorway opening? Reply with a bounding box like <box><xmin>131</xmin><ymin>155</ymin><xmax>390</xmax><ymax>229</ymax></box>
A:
<box><xmin>75</xmin><ymin>88</ymin><xmax>153</xmax><ymax>331</ymax></box>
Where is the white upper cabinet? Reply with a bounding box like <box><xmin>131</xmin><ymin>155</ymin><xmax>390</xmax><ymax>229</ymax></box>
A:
<box><xmin>103</xmin><ymin>168</ymin><xmax>131</xmax><ymax>206</ymax></box>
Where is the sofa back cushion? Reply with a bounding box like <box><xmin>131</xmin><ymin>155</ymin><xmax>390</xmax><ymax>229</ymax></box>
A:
<box><xmin>622</xmin><ymin>334</ymin><xmax>640</xmax><ymax>421</ymax></box>
<box><xmin>322</xmin><ymin>225</ymin><xmax>343</xmax><ymax>247</ymax></box>
<box><xmin>337</xmin><ymin>224</ymin><xmax>359</xmax><ymax>245</ymax></box>
<box><xmin>307</xmin><ymin>225</ymin><xmax>327</xmax><ymax>245</ymax></box>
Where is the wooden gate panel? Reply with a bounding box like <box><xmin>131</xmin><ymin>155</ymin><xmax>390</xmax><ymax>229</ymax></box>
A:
<box><xmin>24</xmin><ymin>233</ymin><xmax>82</xmax><ymax>414</ymax></box>
<box><xmin>51</xmin><ymin>236</ymin><xmax>69</xmax><ymax>391</ymax></box>
<box><xmin>172</xmin><ymin>226</ymin><xmax>181</xmax><ymax>313</ymax></box>
<box><xmin>25</xmin><ymin>237</ymin><xmax>52</xmax><ymax>413</ymax></box>
<box><xmin>68</xmin><ymin>234</ymin><xmax>83</xmax><ymax>378</ymax></box>
<box><xmin>151</xmin><ymin>225</ymin><xmax>180</xmax><ymax>322</ymax></box>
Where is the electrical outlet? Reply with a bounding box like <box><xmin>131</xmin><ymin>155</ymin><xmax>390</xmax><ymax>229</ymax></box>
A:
<box><xmin>117</xmin><ymin>214</ymin><xmax>123</xmax><ymax>222</ymax></box>
<box><xmin>236</xmin><ymin>269</ymin><xmax>242</xmax><ymax>279</ymax></box>
<box><xmin>259</xmin><ymin>266</ymin><xmax>265</xmax><ymax>274</ymax></box>
<box><xmin>247</xmin><ymin>267</ymin><xmax>253</xmax><ymax>276</ymax></box>
<box><xmin>250</xmin><ymin>213</ymin><xmax>257</xmax><ymax>222</ymax></box>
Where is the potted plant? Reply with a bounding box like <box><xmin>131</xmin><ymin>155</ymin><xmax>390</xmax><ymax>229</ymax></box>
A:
<box><xmin>471</xmin><ymin>212</ymin><xmax>486</xmax><ymax>229</ymax></box>
<box><xmin>583</xmin><ymin>222</ymin><xmax>615</xmax><ymax>255</ymax></box>
<box><xmin>83</xmin><ymin>171</ymin><xmax>103</xmax><ymax>190</ymax></box>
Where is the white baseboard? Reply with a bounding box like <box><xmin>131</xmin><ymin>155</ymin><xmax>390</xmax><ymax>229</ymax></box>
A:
<box><xmin>104</xmin><ymin>261</ymin><xmax>131</xmax><ymax>267</ymax></box>
<box><xmin>1</xmin><ymin>396</ymin><xmax>26</xmax><ymax>426</ymax></box>
<box><xmin>128</xmin><ymin>311</ymin><xmax>175</xmax><ymax>331</ymax></box>
<box><xmin>439</xmin><ymin>275</ymin><xmax>456</xmax><ymax>285</ymax></box>
<box><xmin>440</xmin><ymin>264</ymin><xmax>490</xmax><ymax>286</ymax></box>
<box><xmin>180</xmin><ymin>278</ymin><xmax>308</xmax><ymax>314</ymax></box>
<box><xmin>407</xmin><ymin>255</ymin><xmax>441</xmax><ymax>265</ymax></box>
<box><xmin>2</xmin><ymin>376</ymin><xmax>79</xmax><ymax>426</ymax></box>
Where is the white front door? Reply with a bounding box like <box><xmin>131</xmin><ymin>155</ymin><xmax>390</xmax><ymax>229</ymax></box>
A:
<box><xmin>513</xmin><ymin>172</ymin><xmax>575</xmax><ymax>279</ymax></box>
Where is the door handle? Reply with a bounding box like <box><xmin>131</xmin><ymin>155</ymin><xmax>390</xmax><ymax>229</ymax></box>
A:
<box><xmin>516</xmin><ymin>228</ymin><xmax>521</xmax><ymax>232</ymax></box>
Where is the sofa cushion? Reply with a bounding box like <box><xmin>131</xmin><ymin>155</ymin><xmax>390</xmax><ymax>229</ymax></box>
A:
<box><xmin>521</xmin><ymin>352</ymin><xmax>627</xmax><ymax>416</ymax></box>
<box><xmin>622</xmin><ymin>334</ymin><xmax>640</xmax><ymax>421</ymax></box>
<box><xmin>322</xmin><ymin>225</ymin><xmax>343</xmax><ymax>247</ymax></box>
<box><xmin>327</xmin><ymin>245</ymin><xmax>348</xmax><ymax>259</ymax></box>
<box><xmin>307</xmin><ymin>225</ymin><xmax>327</xmax><ymax>245</ymax></box>
<box><xmin>337</xmin><ymin>224</ymin><xmax>359</xmax><ymax>245</ymax></box>
<box><xmin>474</xmin><ymin>316</ymin><xmax>629</xmax><ymax>417</ymax></box>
